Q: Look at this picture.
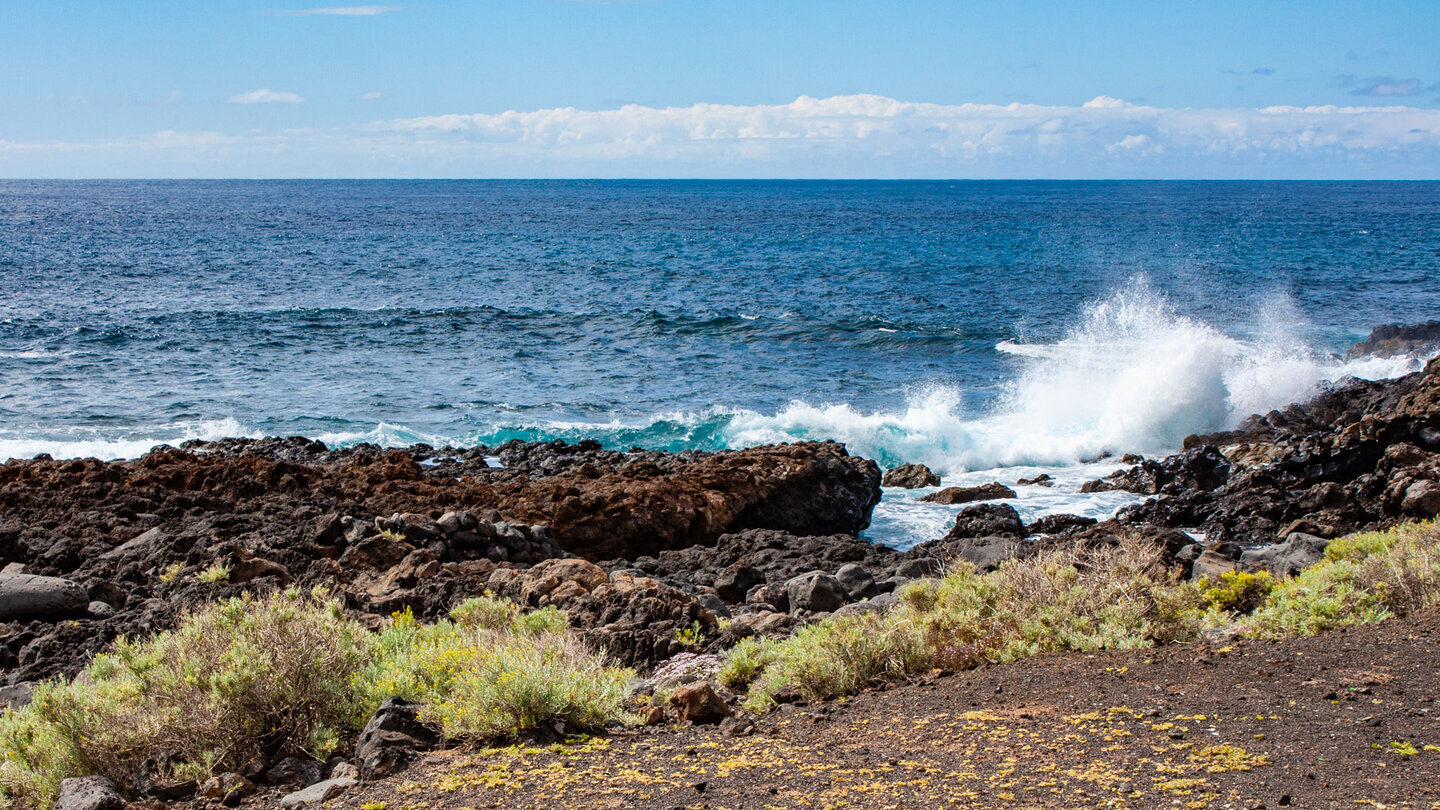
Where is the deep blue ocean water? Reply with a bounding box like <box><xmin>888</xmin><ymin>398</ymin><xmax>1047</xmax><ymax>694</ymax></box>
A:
<box><xmin>3</xmin><ymin>180</ymin><xmax>1439</xmax><ymax>545</ymax></box>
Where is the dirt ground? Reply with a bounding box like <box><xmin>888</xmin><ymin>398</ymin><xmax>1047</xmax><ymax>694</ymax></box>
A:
<box><xmin>340</xmin><ymin>612</ymin><xmax>1439</xmax><ymax>810</ymax></box>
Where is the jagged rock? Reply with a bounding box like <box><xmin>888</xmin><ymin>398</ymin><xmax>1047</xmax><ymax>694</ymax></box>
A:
<box><xmin>1027</xmin><ymin>514</ymin><xmax>1098</xmax><ymax>535</ymax></box>
<box><xmin>229</xmin><ymin>558</ymin><xmax>292</xmax><ymax>584</ymax></box>
<box><xmin>0</xmin><ymin>574</ymin><xmax>89</xmax><ymax>621</ymax></box>
<box><xmin>834</xmin><ymin>562</ymin><xmax>876</xmax><ymax>600</ymax></box>
<box><xmin>1402</xmin><ymin>479</ymin><xmax>1440</xmax><ymax>516</ymax></box>
<box><xmin>785</xmin><ymin>571</ymin><xmax>848</xmax><ymax>614</ymax></box>
<box><xmin>266</xmin><ymin>757</ymin><xmax>322</xmax><ymax>788</ymax></box>
<box><xmin>55</xmin><ymin>776</ymin><xmax>124</xmax><ymax>810</ymax></box>
<box><xmin>1241</xmin><ymin>532</ymin><xmax>1331</xmax><ymax>578</ymax></box>
<box><xmin>355</xmin><ymin>698</ymin><xmax>441</xmax><ymax>780</ymax></box>
<box><xmin>746</xmin><ymin>582</ymin><xmax>790</xmax><ymax>613</ymax></box>
<box><xmin>882</xmin><ymin>464</ymin><xmax>940</xmax><ymax>488</ymax></box>
<box><xmin>1017</xmin><ymin>473</ymin><xmax>1054</xmax><ymax>486</ymax></box>
<box><xmin>278</xmin><ymin>778</ymin><xmax>357</xmax><ymax>809</ymax></box>
<box><xmin>569</xmin><ymin>571</ymin><xmax>718</xmax><ymax>668</ymax></box>
<box><xmin>918</xmin><ymin>483</ymin><xmax>1017</xmax><ymax>505</ymax></box>
<box><xmin>669</xmin><ymin>682</ymin><xmax>732</xmax><ymax>724</ymax></box>
<box><xmin>713</xmin><ymin>565</ymin><xmax>765</xmax><ymax>603</ymax></box>
<box><xmin>1346</xmin><ymin>320</ymin><xmax>1440</xmax><ymax>359</ymax></box>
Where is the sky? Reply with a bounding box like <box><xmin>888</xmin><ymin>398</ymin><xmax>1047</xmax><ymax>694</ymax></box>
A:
<box><xmin>2</xmin><ymin>1</ymin><xmax>1440</xmax><ymax>178</ymax></box>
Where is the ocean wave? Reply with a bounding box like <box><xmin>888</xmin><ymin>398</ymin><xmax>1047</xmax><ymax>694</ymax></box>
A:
<box><xmin>0</xmin><ymin>418</ymin><xmax>257</xmax><ymax>461</ymax></box>
<box><xmin>3</xmin><ymin>288</ymin><xmax>1431</xmax><ymax>469</ymax></box>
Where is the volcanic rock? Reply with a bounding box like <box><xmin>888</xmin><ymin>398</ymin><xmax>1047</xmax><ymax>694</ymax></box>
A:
<box><xmin>785</xmin><ymin>571</ymin><xmax>848</xmax><ymax>614</ymax></box>
<box><xmin>354</xmin><ymin>698</ymin><xmax>441</xmax><ymax>780</ymax></box>
<box><xmin>669</xmin><ymin>681</ymin><xmax>732</xmax><ymax>724</ymax></box>
<box><xmin>0</xmin><ymin>573</ymin><xmax>90</xmax><ymax>621</ymax></box>
<box><xmin>882</xmin><ymin>464</ymin><xmax>940</xmax><ymax>488</ymax></box>
<box><xmin>55</xmin><ymin>776</ymin><xmax>125</xmax><ymax>810</ymax></box>
<box><xmin>919</xmin><ymin>483</ymin><xmax>1017</xmax><ymax>505</ymax></box>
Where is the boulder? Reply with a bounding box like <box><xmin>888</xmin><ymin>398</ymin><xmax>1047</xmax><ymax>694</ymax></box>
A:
<box><xmin>1189</xmin><ymin>543</ymin><xmax>1244</xmax><ymax>582</ymax></box>
<box><xmin>944</xmin><ymin>534</ymin><xmax>1024</xmax><ymax>573</ymax></box>
<box><xmin>894</xmin><ymin>557</ymin><xmax>943</xmax><ymax>579</ymax></box>
<box><xmin>354</xmin><ymin>698</ymin><xmax>441</xmax><ymax>780</ymax></box>
<box><xmin>882</xmin><ymin>464</ymin><xmax>940</xmax><ymax>489</ymax></box>
<box><xmin>919</xmin><ymin>483</ymin><xmax>1017</xmax><ymax>505</ymax></box>
<box><xmin>278</xmin><ymin>778</ymin><xmax>357</xmax><ymax>809</ymax></box>
<box><xmin>785</xmin><ymin>571</ymin><xmax>848</xmax><ymax>614</ymax></box>
<box><xmin>1027</xmin><ymin>514</ymin><xmax>1098</xmax><ymax>535</ymax></box>
<box><xmin>1240</xmin><ymin>532</ymin><xmax>1331</xmax><ymax>578</ymax></box>
<box><xmin>199</xmin><ymin>774</ymin><xmax>257</xmax><ymax>805</ymax></box>
<box><xmin>713</xmin><ymin>565</ymin><xmax>765</xmax><ymax>603</ymax></box>
<box><xmin>55</xmin><ymin>776</ymin><xmax>124</xmax><ymax>810</ymax></box>
<box><xmin>0</xmin><ymin>574</ymin><xmax>90</xmax><ymax>621</ymax></box>
<box><xmin>668</xmin><ymin>682</ymin><xmax>732</xmax><ymax>724</ymax></box>
<box><xmin>266</xmin><ymin>757</ymin><xmax>323</xmax><ymax>788</ymax></box>
<box><xmin>941</xmin><ymin>503</ymin><xmax>1026</xmax><ymax>540</ymax></box>
<box><xmin>1401</xmin><ymin>479</ymin><xmax>1440</xmax><ymax>516</ymax></box>
<box><xmin>833</xmin><ymin>562</ymin><xmax>876</xmax><ymax>600</ymax></box>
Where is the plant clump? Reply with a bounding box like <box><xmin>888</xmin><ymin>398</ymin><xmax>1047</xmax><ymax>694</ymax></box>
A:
<box><xmin>0</xmin><ymin>592</ymin><xmax>634</xmax><ymax>809</ymax></box>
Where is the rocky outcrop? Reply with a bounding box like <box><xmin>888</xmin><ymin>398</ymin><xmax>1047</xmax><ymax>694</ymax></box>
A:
<box><xmin>1346</xmin><ymin>321</ymin><xmax>1440</xmax><ymax>359</ymax></box>
<box><xmin>918</xmin><ymin>483</ymin><xmax>1016</xmax><ymax>505</ymax></box>
<box><xmin>882</xmin><ymin>464</ymin><xmax>940</xmax><ymax>489</ymax></box>
<box><xmin>0</xmin><ymin>439</ymin><xmax>880</xmax><ymax>684</ymax></box>
<box><xmin>354</xmin><ymin>699</ymin><xmax>440</xmax><ymax>780</ymax></box>
<box><xmin>1120</xmin><ymin>356</ymin><xmax>1440</xmax><ymax>547</ymax></box>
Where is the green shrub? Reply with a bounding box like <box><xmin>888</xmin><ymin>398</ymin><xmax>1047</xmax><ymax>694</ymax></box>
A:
<box><xmin>1201</xmin><ymin>570</ymin><xmax>1275</xmax><ymax>614</ymax></box>
<box><xmin>743</xmin><ymin>612</ymin><xmax>929</xmax><ymax>712</ymax></box>
<box><xmin>0</xmin><ymin>589</ymin><xmax>373</xmax><ymax>808</ymax></box>
<box><xmin>353</xmin><ymin>600</ymin><xmax>633</xmax><ymax>740</ymax></box>
<box><xmin>716</xmin><ymin>636</ymin><xmax>777</xmax><ymax>689</ymax></box>
<box><xmin>1248</xmin><ymin>520</ymin><xmax>1439</xmax><ymax>638</ymax></box>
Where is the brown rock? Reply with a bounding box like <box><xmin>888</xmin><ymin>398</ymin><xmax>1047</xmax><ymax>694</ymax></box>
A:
<box><xmin>919</xmin><ymin>483</ymin><xmax>1017</xmax><ymax>505</ymax></box>
<box><xmin>669</xmin><ymin>682</ymin><xmax>732</xmax><ymax>724</ymax></box>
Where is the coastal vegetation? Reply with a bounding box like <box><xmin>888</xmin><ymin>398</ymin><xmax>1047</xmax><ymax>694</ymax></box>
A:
<box><xmin>0</xmin><ymin>592</ymin><xmax>632</xmax><ymax>809</ymax></box>
<box><xmin>726</xmin><ymin>520</ymin><xmax>1440</xmax><ymax>711</ymax></box>
<box><xmin>4</xmin><ymin>520</ymin><xmax>1437</xmax><ymax>807</ymax></box>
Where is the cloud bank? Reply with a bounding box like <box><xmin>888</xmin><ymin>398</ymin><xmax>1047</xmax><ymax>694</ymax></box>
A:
<box><xmin>4</xmin><ymin>95</ymin><xmax>1439</xmax><ymax>178</ymax></box>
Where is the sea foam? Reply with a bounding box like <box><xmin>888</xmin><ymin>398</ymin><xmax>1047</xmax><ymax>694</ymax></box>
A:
<box><xmin>722</xmin><ymin>287</ymin><xmax>1425</xmax><ymax>474</ymax></box>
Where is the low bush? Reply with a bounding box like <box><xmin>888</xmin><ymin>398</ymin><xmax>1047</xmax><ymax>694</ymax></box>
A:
<box><xmin>1</xmin><ymin>589</ymin><xmax>372</xmax><ymax>808</ymax></box>
<box><xmin>743</xmin><ymin>612</ymin><xmax>929</xmax><ymax>711</ymax></box>
<box><xmin>724</xmin><ymin>522</ymin><xmax>1440</xmax><ymax>711</ymax></box>
<box><xmin>1</xmin><ymin>592</ymin><xmax>634</xmax><ymax>809</ymax></box>
<box><xmin>1201</xmin><ymin>570</ymin><xmax>1275</xmax><ymax>614</ymax></box>
<box><xmin>1248</xmin><ymin>520</ymin><xmax>1440</xmax><ymax>637</ymax></box>
<box><xmin>353</xmin><ymin>596</ymin><xmax>632</xmax><ymax>740</ymax></box>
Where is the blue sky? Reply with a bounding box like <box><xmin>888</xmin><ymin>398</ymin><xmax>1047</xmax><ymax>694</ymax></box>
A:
<box><xmin>3</xmin><ymin>1</ymin><xmax>1439</xmax><ymax>178</ymax></box>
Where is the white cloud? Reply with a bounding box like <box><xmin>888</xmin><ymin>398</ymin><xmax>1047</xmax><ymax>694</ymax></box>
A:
<box><xmin>226</xmin><ymin>88</ymin><xmax>305</xmax><ymax>105</ymax></box>
<box><xmin>275</xmin><ymin>5</ymin><xmax>401</xmax><ymax>15</ymax></box>
<box><xmin>4</xmin><ymin>95</ymin><xmax>1439</xmax><ymax>178</ymax></box>
<box><xmin>359</xmin><ymin>91</ymin><xmax>384</xmax><ymax>101</ymax></box>
<box><xmin>371</xmin><ymin>94</ymin><xmax>1440</xmax><ymax>170</ymax></box>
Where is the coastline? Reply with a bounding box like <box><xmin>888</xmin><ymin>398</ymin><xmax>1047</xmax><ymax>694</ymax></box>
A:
<box><xmin>2</xmin><ymin>330</ymin><xmax>1439</xmax><ymax>808</ymax></box>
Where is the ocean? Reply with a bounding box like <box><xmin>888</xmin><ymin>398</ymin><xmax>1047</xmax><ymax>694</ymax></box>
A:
<box><xmin>3</xmin><ymin>180</ymin><xmax>1438</xmax><ymax>548</ymax></box>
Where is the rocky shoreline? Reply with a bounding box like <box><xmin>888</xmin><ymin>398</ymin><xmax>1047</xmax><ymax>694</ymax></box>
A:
<box><xmin>4</xmin><ymin>350</ymin><xmax>1440</xmax><ymax>689</ymax></box>
<box><xmin>3</xmin><ymin>329</ymin><xmax>1440</xmax><ymax>806</ymax></box>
